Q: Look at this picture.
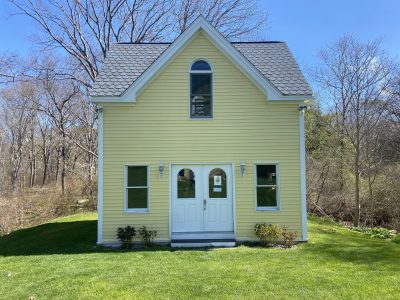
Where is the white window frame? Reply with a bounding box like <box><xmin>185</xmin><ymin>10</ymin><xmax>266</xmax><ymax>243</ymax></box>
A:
<box><xmin>189</xmin><ymin>59</ymin><xmax>213</xmax><ymax>120</ymax></box>
<box><xmin>254</xmin><ymin>163</ymin><xmax>280</xmax><ymax>211</ymax></box>
<box><xmin>124</xmin><ymin>164</ymin><xmax>150</xmax><ymax>213</ymax></box>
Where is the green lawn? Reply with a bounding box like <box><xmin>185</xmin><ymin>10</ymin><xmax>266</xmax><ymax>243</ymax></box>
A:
<box><xmin>0</xmin><ymin>214</ymin><xmax>399</xmax><ymax>299</ymax></box>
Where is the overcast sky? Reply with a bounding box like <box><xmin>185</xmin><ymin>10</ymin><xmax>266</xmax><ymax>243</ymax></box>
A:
<box><xmin>0</xmin><ymin>0</ymin><xmax>399</xmax><ymax>73</ymax></box>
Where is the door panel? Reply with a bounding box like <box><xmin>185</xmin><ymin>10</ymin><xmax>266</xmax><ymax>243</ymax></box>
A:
<box><xmin>172</xmin><ymin>166</ymin><xmax>202</xmax><ymax>232</ymax></box>
<box><xmin>171</xmin><ymin>164</ymin><xmax>234</xmax><ymax>233</ymax></box>
<box><xmin>203</xmin><ymin>165</ymin><xmax>233</xmax><ymax>232</ymax></box>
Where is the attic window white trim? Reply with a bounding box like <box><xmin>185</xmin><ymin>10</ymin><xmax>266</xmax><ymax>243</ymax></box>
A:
<box><xmin>190</xmin><ymin>60</ymin><xmax>213</xmax><ymax>119</ymax></box>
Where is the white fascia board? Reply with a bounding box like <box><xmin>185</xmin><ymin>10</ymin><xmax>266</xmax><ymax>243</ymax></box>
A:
<box><xmin>124</xmin><ymin>32</ymin><xmax>200</xmax><ymax>100</ymax></box>
<box><xmin>268</xmin><ymin>95</ymin><xmax>314</xmax><ymax>101</ymax></box>
<box><xmin>90</xmin><ymin>95</ymin><xmax>137</xmax><ymax>106</ymax></box>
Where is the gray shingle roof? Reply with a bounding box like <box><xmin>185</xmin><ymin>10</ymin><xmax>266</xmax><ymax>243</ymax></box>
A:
<box><xmin>91</xmin><ymin>42</ymin><xmax>312</xmax><ymax>97</ymax></box>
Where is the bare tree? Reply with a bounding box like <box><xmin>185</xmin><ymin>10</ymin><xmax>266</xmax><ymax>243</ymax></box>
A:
<box><xmin>8</xmin><ymin>0</ymin><xmax>267</xmax><ymax>86</ymax></box>
<box><xmin>173</xmin><ymin>0</ymin><xmax>266</xmax><ymax>39</ymax></box>
<box><xmin>37</xmin><ymin>112</ymin><xmax>55</xmax><ymax>186</ymax></box>
<box><xmin>0</xmin><ymin>82</ymin><xmax>36</xmax><ymax>189</ymax></box>
<box><xmin>313</xmin><ymin>36</ymin><xmax>398</xmax><ymax>226</ymax></box>
<box><xmin>0</xmin><ymin>52</ymin><xmax>18</xmax><ymax>84</ymax></box>
<box><xmin>8</xmin><ymin>0</ymin><xmax>171</xmax><ymax>85</ymax></box>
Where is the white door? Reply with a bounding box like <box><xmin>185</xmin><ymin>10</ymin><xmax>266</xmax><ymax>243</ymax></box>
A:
<box><xmin>203</xmin><ymin>165</ymin><xmax>233</xmax><ymax>232</ymax></box>
<box><xmin>171</xmin><ymin>165</ymin><xmax>203</xmax><ymax>232</ymax></box>
<box><xmin>171</xmin><ymin>164</ymin><xmax>234</xmax><ymax>233</ymax></box>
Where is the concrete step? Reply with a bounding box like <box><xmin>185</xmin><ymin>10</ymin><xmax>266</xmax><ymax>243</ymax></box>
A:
<box><xmin>171</xmin><ymin>239</ymin><xmax>236</xmax><ymax>248</ymax></box>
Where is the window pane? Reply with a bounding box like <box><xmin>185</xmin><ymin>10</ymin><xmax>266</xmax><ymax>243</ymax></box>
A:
<box><xmin>191</xmin><ymin>95</ymin><xmax>212</xmax><ymax>118</ymax></box>
<box><xmin>257</xmin><ymin>187</ymin><xmax>277</xmax><ymax>207</ymax></box>
<box><xmin>127</xmin><ymin>166</ymin><xmax>147</xmax><ymax>187</ymax></box>
<box><xmin>127</xmin><ymin>188</ymin><xmax>148</xmax><ymax>209</ymax></box>
<box><xmin>191</xmin><ymin>73</ymin><xmax>211</xmax><ymax>95</ymax></box>
<box><xmin>257</xmin><ymin>165</ymin><xmax>277</xmax><ymax>185</ymax></box>
<box><xmin>177</xmin><ymin>169</ymin><xmax>195</xmax><ymax>198</ymax></box>
<box><xmin>191</xmin><ymin>60</ymin><xmax>211</xmax><ymax>71</ymax></box>
<box><xmin>209</xmin><ymin>168</ymin><xmax>227</xmax><ymax>198</ymax></box>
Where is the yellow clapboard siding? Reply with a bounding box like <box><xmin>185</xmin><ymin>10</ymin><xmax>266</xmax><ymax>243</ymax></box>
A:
<box><xmin>101</xmin><ymin>32</ymin><xmax>304</xmax><ymax>243</ymax></box>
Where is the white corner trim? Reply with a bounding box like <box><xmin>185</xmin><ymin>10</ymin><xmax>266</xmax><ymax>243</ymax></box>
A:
<box><xmin>97</xmin><ymin>106</ymin><xmax>104</xmax><ymax>244</ymax></box>
<box><xmin>231</xmin><ymin>162</ymin><xmax>237</xmax><ymax>239</ymax></box>
<box><xmin>299</xmin><ymin>108</ymin><xmax>308</xmax><ymax>241</ymax></box>
<box><xmin>90</xmin><ymin>16</ymin><xmax>313</xmax><ymax>104</ymax></box>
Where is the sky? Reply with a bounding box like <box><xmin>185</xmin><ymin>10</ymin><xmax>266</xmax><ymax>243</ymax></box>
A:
<box><xmin>0</xmin><ymin>0</ymin><xmax>399</xmax><ymax>73</ymax></box>
<box><xmin>261</xmin><ymin>0</ymin><xmax>400</xmax><ymax>70</ymax></box>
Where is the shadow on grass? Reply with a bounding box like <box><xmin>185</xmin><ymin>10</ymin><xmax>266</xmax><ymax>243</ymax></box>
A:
<box><xmin>0</xmin><ymin>220</ymin><xmax>204</xmax><ymax>256</ymax></box>
<box><xmin>0</xmin><ymin>220</ymin><xmax>103</xmax><ymax>256</ymax></box>
<box><xmin>1</xmin><ymin>218</ymin><xmax>398</xmax><ymax>266</ymax></box>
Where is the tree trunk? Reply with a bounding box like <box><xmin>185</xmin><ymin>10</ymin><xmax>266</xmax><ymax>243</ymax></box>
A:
<box><xmin>339</xmin><ymin>128</ymin><xmax>346</xmax><ymax>190</ymax></box>
<box><xmin>61</xmin><ymin>143</ymin><xmax>66</xmax><ymax>193</ymax></box>
<box><xmin>55</xmin><ymin>149</ymin><xmax>60</xmax><ymax>184</ymax></box>
<box><xmin>354</xmin><ymin>137</ymin><xmax>361</xmax><ymax>227</ymax></box>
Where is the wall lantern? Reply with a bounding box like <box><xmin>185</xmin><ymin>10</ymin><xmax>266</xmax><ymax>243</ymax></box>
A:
<box><xmin>240</xmin><ymin>162</ymin><xmax>246</xmax><ymax>177</ymax></box>
<box><xmin>159</xmin><ymin>163</ymin><xmax>165</xmax><ymax>178</ymax></box>
<box><xmin>298</xmin><ymin>105</ymin><xmax>308</xmax><ymax>113</ymax></box>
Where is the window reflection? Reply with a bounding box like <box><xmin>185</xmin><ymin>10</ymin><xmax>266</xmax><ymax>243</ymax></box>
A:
<box><xmin>209</xmin><ymin>168</ymin><xmax>227</xmax><ymax>198</ymax></box>
<box><xmin>177</xmin><ymin>169</ymin><xmax>195</xmax><ymax>198</ymax></box>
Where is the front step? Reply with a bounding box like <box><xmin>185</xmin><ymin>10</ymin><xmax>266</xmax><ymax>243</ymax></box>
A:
<box><xmin>171</xmin><ymin>239</ymin><xmax>236</xmax><ymax>248</ymax></box>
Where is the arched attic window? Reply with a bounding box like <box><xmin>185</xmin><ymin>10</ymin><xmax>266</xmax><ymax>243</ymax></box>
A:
<box><xmin>190</xmin><ymin>60</ymin><xmax>212</xmax><ymax>118</ymax></box>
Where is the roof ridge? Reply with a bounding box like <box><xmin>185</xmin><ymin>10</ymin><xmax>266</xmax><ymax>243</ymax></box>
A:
<box><xmin>231</xmin><ymin>41</ymin><xmax>285</xmax><ymax>44</ymax></box>
<box><xmin>114</xmin><ymin>41</ymin><xmax>285</xmax><ymax>45</ymax></box>
<box><xmin>115</xmin><ymin>42</ymin><xmax>172</xmax><ymax>45</ymax></box>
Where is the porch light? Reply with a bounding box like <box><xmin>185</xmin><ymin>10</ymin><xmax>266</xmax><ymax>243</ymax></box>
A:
<box><xmin>298</xmin><ymin>105</ymin><xmax>308</xmax><ymax>113</ymax></box>
<box><xmin>240</xmin><ymin>162</ymin><xmax>246</xmax><ymax>177</ymax></box>
<box><xmin>159</xmin><ymin>163</ymin><xmax>164</xmax><ymax>177</ymax></box>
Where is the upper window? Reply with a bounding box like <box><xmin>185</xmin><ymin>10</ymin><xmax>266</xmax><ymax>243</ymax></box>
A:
<box><xmin>190</xmin><ymin>60</ymin><xmax>212</xmax><ymax>119</ymax></box>
<box><xmin>255</xmin><ymin>164</ymin><xmax>279</xmax><ymax>210</ymax></box>
<box><xmin>191</xmin><ymin>60</ymin><xmax>211</xmax><ymax>71</ymax></box>
<box><xmin>126</xmin><ymin>166</ymin><xmax>149</xmax><ymax>212</ymax></box>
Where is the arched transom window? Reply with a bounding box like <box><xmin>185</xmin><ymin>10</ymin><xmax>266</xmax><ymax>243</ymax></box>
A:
<box><xmin>190</xmin><ymin>60</ymin><xmax>212</xmax><ymax>118</ymax></box>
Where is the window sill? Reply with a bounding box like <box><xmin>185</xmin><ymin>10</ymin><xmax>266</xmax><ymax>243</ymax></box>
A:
<box><xmin>125</xmin><ymin>209</ymin><xmax>149</xmax><ymax>214</ymax></box>
<box><xmin>256</xmin><ymin>207</ymin><xmax>280</xmax><ymax>212</ymax></box>
<box><xmin>189</xmin><ymin>117</ymin><xmax>213</xmax><ymax>120</ymax></box>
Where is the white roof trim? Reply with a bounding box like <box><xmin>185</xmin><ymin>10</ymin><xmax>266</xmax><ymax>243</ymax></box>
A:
<box><xmin>91</xmin><ymin>16</ymin><xmax>311</xmax><ymax>104</ymax></box>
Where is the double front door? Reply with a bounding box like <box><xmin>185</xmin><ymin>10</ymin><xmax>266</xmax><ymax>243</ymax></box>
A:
<box><xmin>171</xmin><ymin>164</ymin><xmax>234</xmax><ymax>233</ymax></box>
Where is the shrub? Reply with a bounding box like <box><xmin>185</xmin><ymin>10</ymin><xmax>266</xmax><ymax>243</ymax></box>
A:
<box><xmin>350</xmin><ymin>227</ymin><xmax>396</xmax><ymax>240</ymax></box>
<box><xmin>281</xmin><ymin>227</ymin><xmax>298</xmax><ymax>247</ymax></box>
<box><xmin>138</xmin><ymin>226</ymin><xmax>157</xmax><ymax>246</ymax></box>
<box><xmin>393</xmin><ymin>235</ymin><xmax>400</xmax><ymax>244</ymax></box>
<box><xmin>254</xmin><ymin>223</ymin><xmax>282</xmax><ymax>246</ymax></box>
<box><xmin>117</xmin><ymin>226</ymin><xmax>136</xmax><ymax>249</ymax></box>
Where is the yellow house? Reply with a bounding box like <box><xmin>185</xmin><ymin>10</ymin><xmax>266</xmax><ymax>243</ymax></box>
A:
<box><xmin>90</xmin><ymin>17</ymin><xmax>312</xmax><ymax>247</ymax></box>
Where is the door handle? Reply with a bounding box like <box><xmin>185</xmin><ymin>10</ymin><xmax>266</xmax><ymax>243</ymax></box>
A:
<box><xmin>203</xmin><ymin>199</ymin><xmax>207</xmax><ymax>210</ymax></box>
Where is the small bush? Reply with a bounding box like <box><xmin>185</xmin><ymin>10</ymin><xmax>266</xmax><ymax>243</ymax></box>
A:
<box><xmin>138</xmin><ymin>226</ymin><xmax>157</xmax><ymax>246</ymax></box>
<box><xmin>254</xmin><ymin>223</ymin><xmax>282</xmax><ymax>246</ymax></box>
<box><xmin>393</xmin><ymin>235</ymin><xmax>400</xmax><ymax>244</ymax></box>
<box><xmin>281</xmin><ymin>227</ymin><xmax>298</xmax><ymax>247</ymax></box>
<box><xmin>350</xmin><ymin>227</ymin><xmax>396</xmax><ymax>240</ymax></box>
<box><xmin>117</xmin><ymin>226</ymin><xmax>136</xmax><ymax>249</ymax></box>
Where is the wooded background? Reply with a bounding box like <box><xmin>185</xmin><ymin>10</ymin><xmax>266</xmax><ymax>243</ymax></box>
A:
<box><xmin>0</xmin><ymin>0</ymin><xmax>399</xmax><ymax>235</ymax></box>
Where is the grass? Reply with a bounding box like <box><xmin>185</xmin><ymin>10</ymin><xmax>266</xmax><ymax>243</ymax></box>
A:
<box><xmin>0</xmin><ymin>214</ymin><xmax>399</xmax><ymax>299</ymax></box>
